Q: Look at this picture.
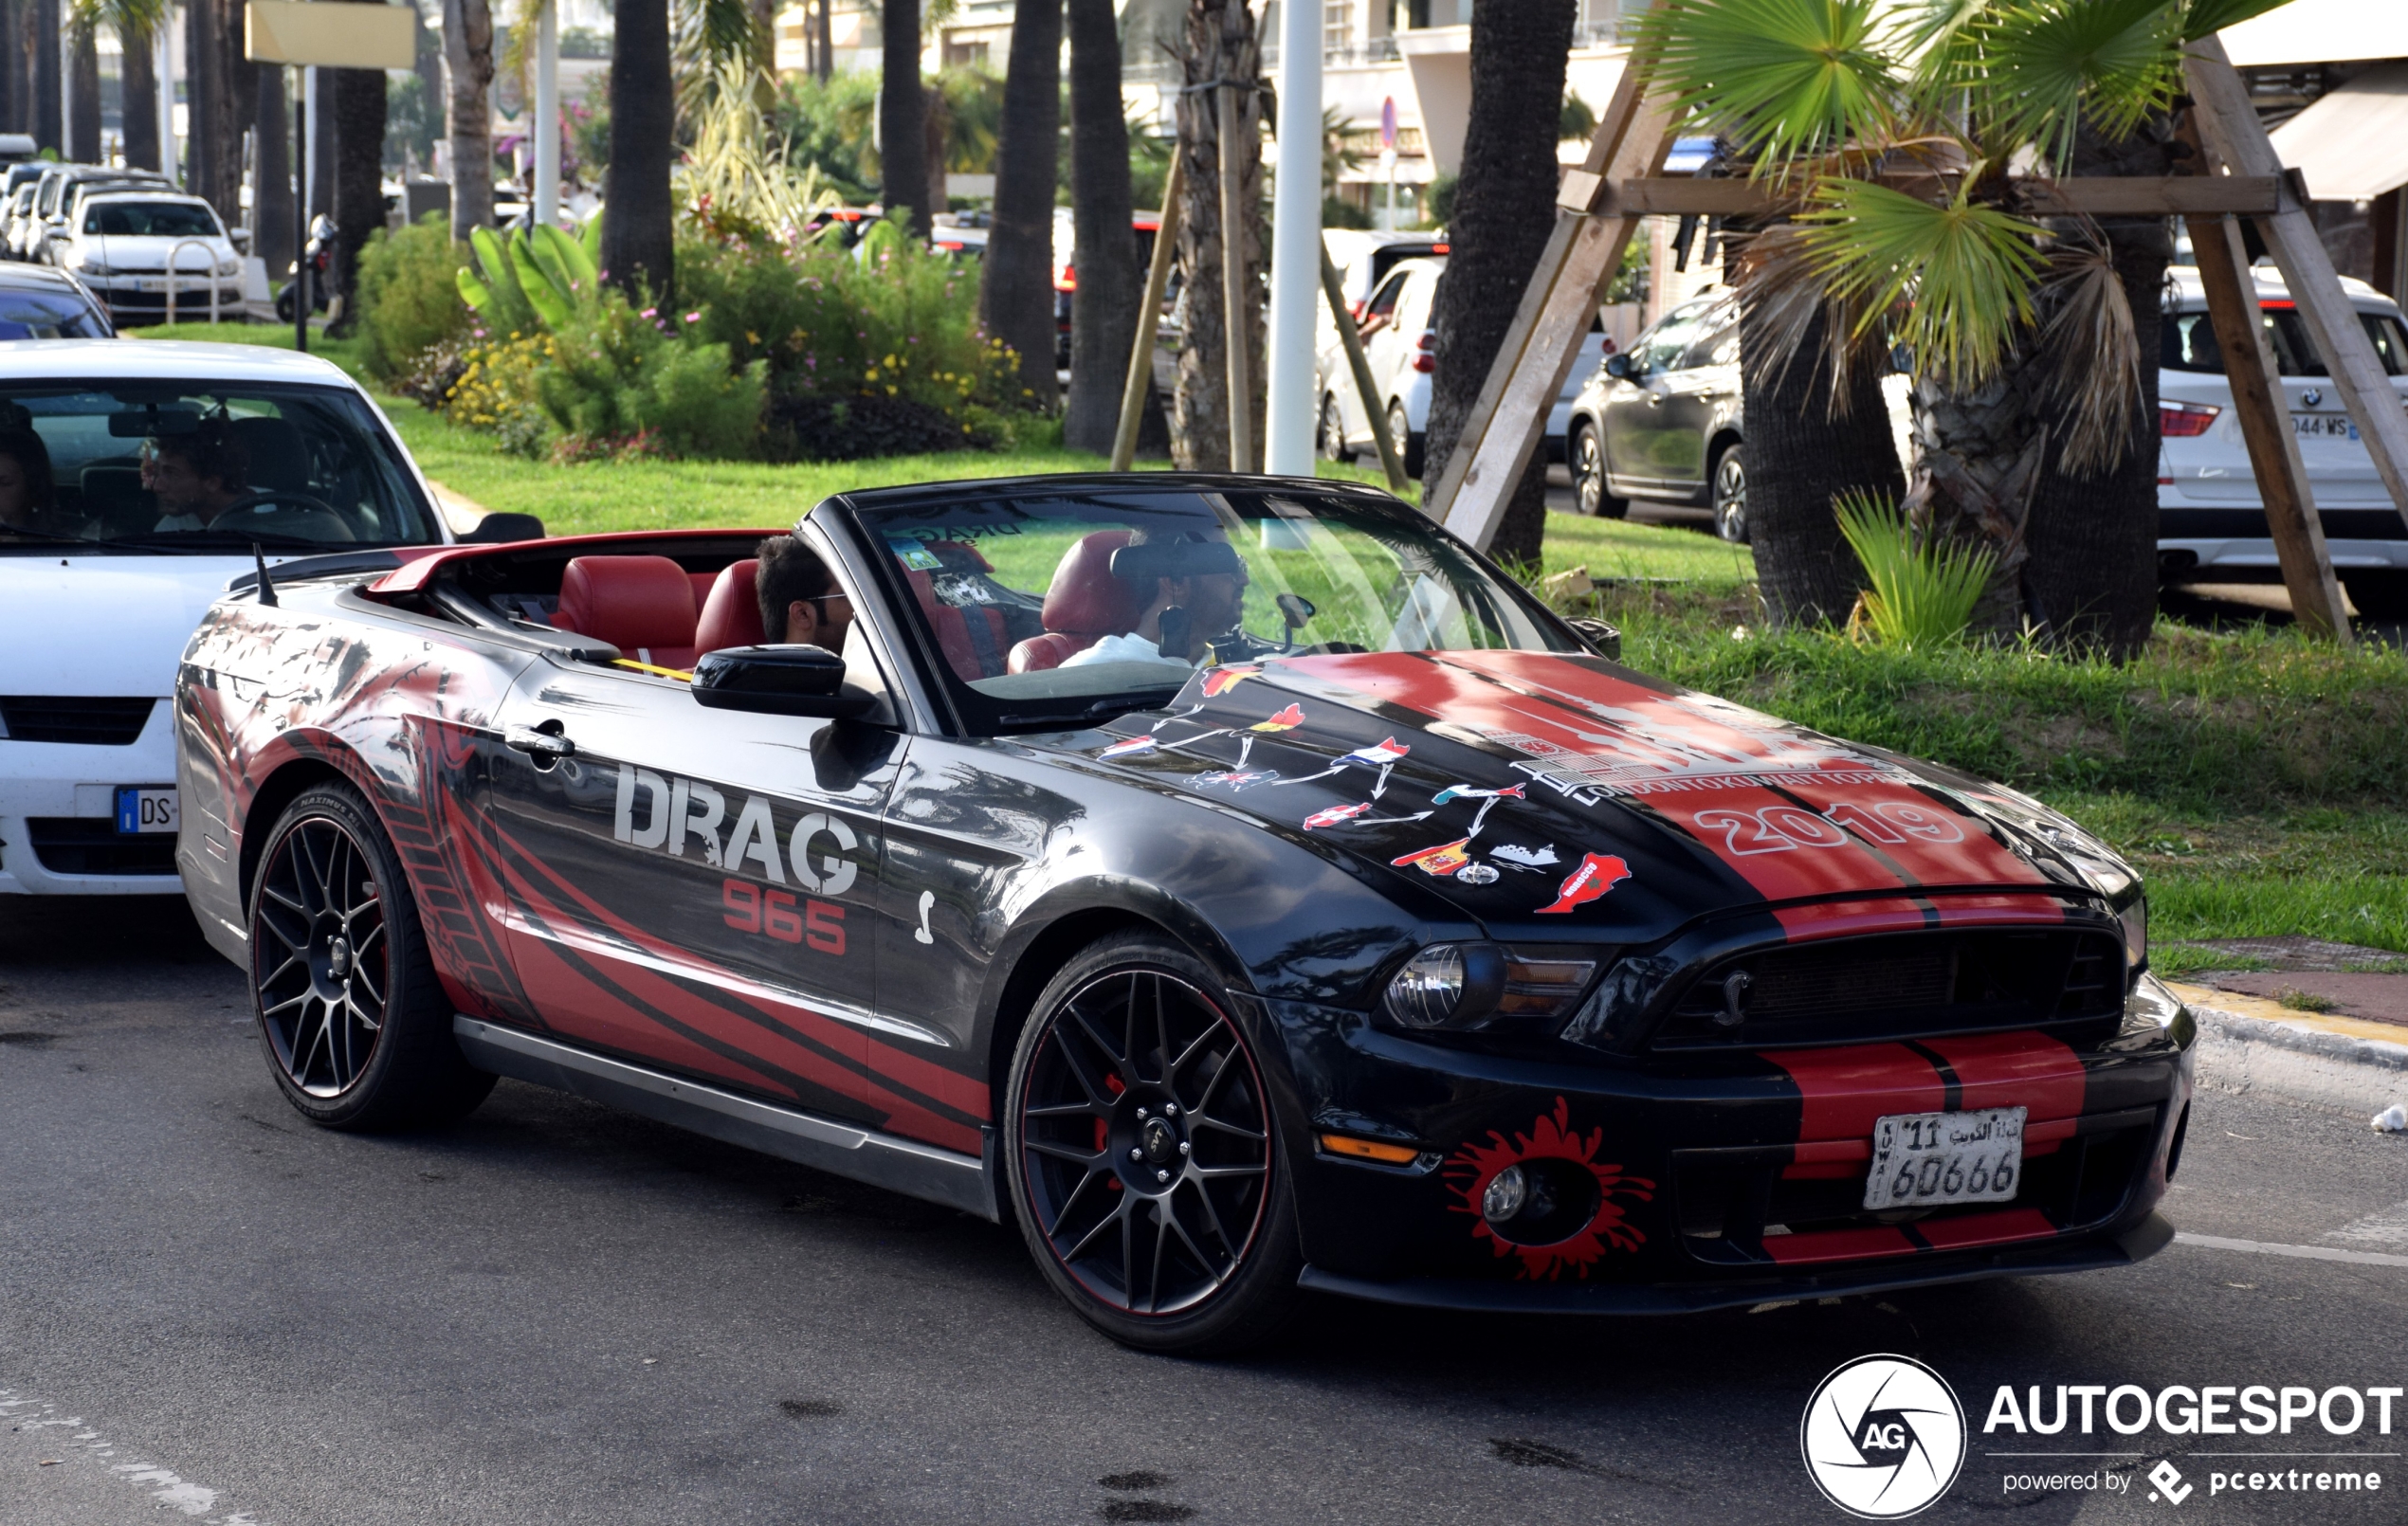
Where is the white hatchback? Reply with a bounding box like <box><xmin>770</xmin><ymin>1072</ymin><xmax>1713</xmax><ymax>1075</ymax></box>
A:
<box><xmin>2159</xmin><ymin>267</ymin><xmax>2408</xmax><ymax>616</ymax></box>
<box><xmin>0</xmin><ymin>341</ymin><xmax>470</xmax><ymax>896</ymax></box>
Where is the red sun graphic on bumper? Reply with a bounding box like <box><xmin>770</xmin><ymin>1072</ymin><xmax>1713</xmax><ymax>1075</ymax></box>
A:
<box><xmin>1444</xmin><ymin>1098</ymin><xmax>1655</xmax><ymax>1281</ymax></box>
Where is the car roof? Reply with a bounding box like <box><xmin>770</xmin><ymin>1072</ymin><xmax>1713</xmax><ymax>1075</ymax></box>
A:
<box><xmin>78</xmin><ymin>187</ymin><xmax>210</xmax><ymax>206</ymax></box>
<box><xmin>0</xmin><ymin>338</ymin><xmax>360</xmax><ymax>386</ymax></box>
<box><xmin>2164</xmin><ymin>264</ymin><xmax>2400</xmax><ymax>315</ymax></box>
<box><xmin>0</xmin><ymin>263</ymin><xmax>91</xmax><ymax>290</ymax></box>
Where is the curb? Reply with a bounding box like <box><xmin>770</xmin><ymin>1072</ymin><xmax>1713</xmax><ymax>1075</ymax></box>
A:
<box><xmin>2169</xmin><ymin>982</ymin><xmax>2408</xmax><ymax>1120</ymax></box>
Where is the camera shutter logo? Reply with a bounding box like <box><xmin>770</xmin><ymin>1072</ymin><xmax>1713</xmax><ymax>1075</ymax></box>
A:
<box><xmin>1800</xmin><ymin>1354</ymin><xmax>1967</xmax><ymax>1517</ymax></box>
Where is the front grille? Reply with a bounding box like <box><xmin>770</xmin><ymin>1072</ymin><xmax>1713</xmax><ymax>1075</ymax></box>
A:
<box><xmin>24</xmin><ymin>818</ymin><xmax>179</xmax><ymax>876</ymax></box>
<box><xmin>1651</xmin><ymin>929</ymin><xmax>2126</xmax><ymax>1050</ymax></box>
<box><xmin>1672</xmin><ymin>1105</ymin><xmax>2160</xmax><ymax>1268</ymax></box>
<box><xmin>0</xmin><ymin>697</ymin><xmax>155</xmax><ymax>745</ymax></box>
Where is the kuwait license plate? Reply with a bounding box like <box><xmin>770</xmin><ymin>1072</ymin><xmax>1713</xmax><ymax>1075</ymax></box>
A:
<box><xmin>115</xmin><ymin>786</ymin><xmax>177</xmax><ymax>835</ymax></box>
<box><xmin>2292</xmin><ymin>412</ymin><xmax>2359</xmax><ymax>441</ymax></box>
<box><xmin>1863</xmin><ymin>1106</ymin><xmax>2026</xmax><ymax>1210</ymax></box>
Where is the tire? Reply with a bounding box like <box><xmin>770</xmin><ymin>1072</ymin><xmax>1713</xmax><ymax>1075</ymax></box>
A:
<box><xmin>1318</xmin><ymin>392</ymin><xmax>1350</xmax><ymax>463</ymax></box>
<box><xmin>1710</xmin><ymin>444</ymin><xmax>1749</xmax><ymax>544</ymax></box>
<box><xmin>2343</xmin><ymin>569</ymin><xmax>2408</xmax><ymax>619</ymax></box>
<box><xmin>1004</xmin><ymin>931</ymin><xmax>1303</xmax><ymax>1355</ymax></box>
<box><xmin>247</xmin><ymin>782</ymin><xmax>496</xmax><ymax>1131</ymax></box>
<box><xmin>1570</xmin><ymin>422</ymin><xmax>1628</xmax><ymax>519</ymax></box>
<box><xmin>1386</xmin><ymin>400</ymin><xmax>1425</xmax><ymax>480</ymax></box>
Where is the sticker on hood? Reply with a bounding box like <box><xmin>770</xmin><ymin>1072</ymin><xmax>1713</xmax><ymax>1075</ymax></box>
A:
<box><xmin>1537</xmin><ymin>852</ymin><xmax>1632</xmax><ymax>914</ymax></box>
<box><xmin>1391</xmin><ymin>838</ymin><xmax>1473</xmax><ymax>877</ymax></box>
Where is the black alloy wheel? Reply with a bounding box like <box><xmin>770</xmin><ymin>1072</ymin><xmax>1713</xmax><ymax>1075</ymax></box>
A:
<box><xmin>1006</xmin><ymin>934</ymin><xmax>1302</xmax><ymax>1354</ymax></box>
<box><xmin>1319</xmin><ymin>392</ymin><xmax>1349</xmax><ymax>462</ymax></box>
<box><xmin>1712</xmin><ymin>445</ymin><xmax>1749</xmax><ymax>543</ymax></box>
<box><xmin>1571</xmin><ymin>423</ymin><xmax>1627</xmax><ymax>519</ymax></box>
<box><xmin>249</xmin><ymin>782</ymin><xmax>495</xmax><ymax>1129</ymax></box>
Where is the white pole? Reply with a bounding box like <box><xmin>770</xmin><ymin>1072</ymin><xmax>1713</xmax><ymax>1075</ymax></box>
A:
<box><xmin>1380</xmin><ymin>146</ymin><xmax>1396</xmax><ymax>231</ymax></box>
<box><xmin>301</xmin><ymin>65</ymin><xmax>317</xmax><ymax>222</ymax></box>
<box><xmin>1262</xmin><ymin>0</ymin><xmax>1323</xmax><ymax>476</ymax></box>
<box><xmin>157</xmin><ymin>21</ymin><xmax>174</xmax><ymax>180</ymax></box>
<box><xmin>61</xmin><ymin>31</ymin><xmax>75</xmax><ymax>160</ymax></box>
<box><xmin>534</xmin><ymin>0</ymin><xmax>557</xmax><ymax>226</ymax></box>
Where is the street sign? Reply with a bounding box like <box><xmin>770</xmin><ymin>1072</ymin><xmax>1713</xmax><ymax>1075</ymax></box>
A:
<box><xmin>1380</xmin><ymin>97</ymin><xmax>1397</xmax><ymax>150</ymax></box>
<box><xmin>244</xmin><ymin>0</ymin><xmax>414</xmax><ymax>68</ymax></box>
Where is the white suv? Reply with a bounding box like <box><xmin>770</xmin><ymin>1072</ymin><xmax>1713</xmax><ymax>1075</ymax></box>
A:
<box><xmin>2159</xmin><ymin>267</ymin><xmax>2408</xmax><ymax>616</ymax></box>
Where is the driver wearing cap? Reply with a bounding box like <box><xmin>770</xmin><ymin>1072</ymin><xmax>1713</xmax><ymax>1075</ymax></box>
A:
<box><xmin>147</xmin><ymin>419</ymin><xmax>250</xmax><ymax>532</ymax></box>
<box><xmin>1061</xmin><ymin>528</ymin><xmax>1249</xmax><ymax>670</ymax></box>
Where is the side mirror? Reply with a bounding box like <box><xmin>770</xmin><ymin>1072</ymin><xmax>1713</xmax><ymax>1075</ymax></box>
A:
<box><xmin>1604</xmin><ymin>353</ymin><xmax>1635</xmax><ymax>380</ymax></box>
<box><xmin>1564</xmin><ymin>616</ymin><xmax>1621</xmax><ymax>662</ymax></box>
<box><xmin>691</xmin><ymin>645</ymin><xmax>878</xmax><ymax>718</ymax></box>
<box><xmin>461</xmin><ymin>511</ymin><xmax>545</xmax><ymax>544</ymax></box>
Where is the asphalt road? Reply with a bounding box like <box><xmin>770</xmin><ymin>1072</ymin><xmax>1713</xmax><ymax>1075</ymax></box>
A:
<box><xmin>4</xmin><ymin>897</ymin><xmax>2404</xmax><ymax>1526</ymax></box>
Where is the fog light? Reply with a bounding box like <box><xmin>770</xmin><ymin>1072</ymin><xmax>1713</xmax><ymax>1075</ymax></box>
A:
<box><xmin>1482</xmin><ymin>1165</ymin><xmax>1527</xmax><ymax>1224</ymax></box>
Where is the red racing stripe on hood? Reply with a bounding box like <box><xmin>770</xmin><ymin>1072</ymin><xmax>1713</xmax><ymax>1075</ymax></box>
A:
<box><xmin>1920</xmin><ymin>1031</ymin><xmax>2087</xmax><ymax>1122</ymax></box>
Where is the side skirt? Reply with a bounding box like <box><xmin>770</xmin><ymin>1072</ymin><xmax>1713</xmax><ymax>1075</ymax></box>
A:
<box><xmin>453</xmin><ymin>1016</ymin><xmax>998</xmax><ymax>1221</ymax></box>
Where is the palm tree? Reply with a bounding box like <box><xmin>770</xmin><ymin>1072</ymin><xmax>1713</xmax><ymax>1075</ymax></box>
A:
<box><xmin>66</xmin><ymin>15</ymin><xmax>99</xmax><ymax>161</ymax></box>
<box><xmin>878</xmin><ymin>0</ymin><xmax>927</xmax><ymax>236</ymax></box>
<box><xmin>1424</xmin><ymin>0</ymin><xmax>1578</xmax><ymax>569</ymax></box>
<box><xmin>603</xmin><ymin>0</ymin><xmax>675</xmax><ymax>299</ymax></box>
<box><xmin>114</xmin><ymin>0</ymin><xmax>168</xmax><ymax>171</ymax></box>
<box><xmin>328</xmin><ymin>0</ymin><xmax>390</xmax><ymax>332</ymax></box>
<box><xmin>1640</xmin><ymin>0</ymin><xmax>2297</xmax><ymax>650</ymax></box>
<box><xmin>979</xmin><ymin>0</ymin><xmax>1061</xmax><ymax>410</ymax></box>
<box><xmin>1169</xmin><ymin>0</ymin><xmax>1263</xmax><ymax>471</ymax></box>
<box><xmin>1064</xmin><ymin>0</ymin><xmax>1145</xmax><ymax>452</ymax></box>
<box><xmin>443</xmin><ymin>0</ymin><xmax>497</xmax><ymax>238</ymax></box>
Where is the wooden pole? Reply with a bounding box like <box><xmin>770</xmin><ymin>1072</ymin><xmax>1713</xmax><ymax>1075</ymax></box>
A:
<box><xmin>2188</xmin><ymin>37</ymin><xmax>2408</xmax><ymax>532</ymax></box>
<box><xmin>1429</xmin><ymin>57</ymin><xmax>1675</xmax><ymax>546</ymax></box>
<box><xmin>1110</xmin><ymin>154</ymin><xmax>1185</xmax><ymax>473</ymax></box>
<box><xmin>2175</xmin><ymin>110</ymin><xmax>2350</xmax><ymax>642</ymax></box>
<box><xmin>1320</xmin><ymin>245</ymin><xmax>1412</xmax><ymax>495</ymax></box>
<box><xmin>1217</xmin><ymin>78</ymin><xmax>1254</xmax><ymax>474</ymax></box>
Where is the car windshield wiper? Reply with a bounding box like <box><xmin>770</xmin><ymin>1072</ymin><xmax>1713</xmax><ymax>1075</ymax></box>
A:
<box><xmin>996</xmin><ymin>695</ymin><xmax>1177</xmax><ymax>730</ymax></box>
<box><xmin>0</xmin><ymin>525</ymin><xmax>92</xmax><ymax>545</ymax></box>
<box><xmin>105</xmin><ymin>528</ymin><xmax>337</xmax><ymax>550</ymax></box>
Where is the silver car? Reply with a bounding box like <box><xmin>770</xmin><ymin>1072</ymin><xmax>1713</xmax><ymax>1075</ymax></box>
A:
<box><xmin>1563</xmin><ymin>292</ymin><xmax>1746</xmax><ymax>539</ymax></box>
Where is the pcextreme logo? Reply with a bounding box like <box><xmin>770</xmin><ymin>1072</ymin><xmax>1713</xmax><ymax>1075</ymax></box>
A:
<box><xmin>1801</xmin><ymin>1354</ymin><xmax>1967</xmax><ymax>1518</ymax></box>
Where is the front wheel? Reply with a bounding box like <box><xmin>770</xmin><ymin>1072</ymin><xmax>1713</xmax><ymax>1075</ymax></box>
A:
<box><xmin>1005</xmin><ymin>933</ymin><xmax>1302</xmax><ymax>1354</ymax></box>
<box><xmin>248</xmin><ymin>782</ymin><xmax>495</xmax><ymax>1130</ymax></box>
<box><xmin>1386</xmin><ymin>400</ymin><xmax>1425</xmax><ymax>480</ymax></box>
<box><xmin>1570</xmin><ymin>423</ymin><xmax>1628</xmax><ymax>518</ymax></box>
<box><xmin>1318</xmin><ymin>392</ymin><xmax>1349</xmax><ymax>463</ymax></box>
<box><xmin>1711</xmin><ymin>445</ymin><xmax>1749</xmax><ymax>543</ymax></box>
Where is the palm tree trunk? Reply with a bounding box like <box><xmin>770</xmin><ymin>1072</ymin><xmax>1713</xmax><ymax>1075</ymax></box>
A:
<box><xmin>922</xmin><ymin>80</ymin><xmax>948</xmax><ymax>217</ymax></box>
<box><xmin>1904</xmin><ymin>361</ymin><xmax>2049</xmax><ymax>636</ymax></box>
<box><xmin>67</xmin><ymin>24</ymin><xmax>98</xmax><ymax>162</ymax></box>
<box><xmin>1423</xmin><ymin>0</ymin><xmax>1575</xmax><ymax>568</ymax></box>
<box><xmin>442</xmin><ymin>0</ymin><xmax>495</xmax><ymax>239</ymax></box>
<box><xmin>251</xmin><ymin>61</ymin><xmax>292</xmax><ymax>273</ymax></box>
<box><xmin>1064</xmin><ymin>0</ymin><xmax>1142</xmax><ymax>454</ymax></box>
<box><xmin>329</xmin><ymin>0</ymin><xmax>388</xmax><ymax>334</ymax></box>
<box><xmin>189</xmin><ymin>0</ymin><xmax>246</xmax><ymax>227</ymax></box>
<box><xmin>1169</xmin><ymin>0</ymin><xmax>1262</xmax><ymax>471</ymax></box>
<box><xmin>32</xmin><ymin>0</ymin><xmax>58</xmax><ymax>154</ymax></box>
<box><xmin>2</xmin><ymin>0</ymin><xmax>24</xmax><ymax>136</ymax></box>
<box><xmin>600</xmin><ymin>0</ymin><xmax>671</xmax><ymax>300</ymax></box>
<box><xmin>877</xmin><ymin>0</ymin><xmax>926</xmax><ymax>236</ymax></box>
<box><xmin>120</xmin><ymin>20</ymin><xmax>160</xmax><ymax>171</ymax></box>
<box><xmin>979</xmin><ymin>0</ymin><xmax>1060</xmax><ymax>411</ymax></box>
<box><xmin>1739</xmin><ymin>294</ymin><xmax>1908</xmax><ymax>626</ymax></box>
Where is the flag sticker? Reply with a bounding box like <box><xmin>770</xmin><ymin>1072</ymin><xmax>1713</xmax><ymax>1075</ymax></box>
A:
<box><xmin>1537</xmin><ymin>852</ymin><xmax>1632</xmax><ymax>914</ymax></box>
<box><xmin>1391</xmin><ymin>838</ymin><xmax>1474</xmax><ymax>877</ymax></box>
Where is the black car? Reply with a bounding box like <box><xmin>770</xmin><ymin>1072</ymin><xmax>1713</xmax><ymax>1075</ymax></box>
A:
<box><xmin>0</xmin><ymin>262</ymin><xmax>115</xmax><ymax>338</ymax></box>
<box><xmin>1566</xmin><ymin>292</ymin><xmax>1748</xmax><ymax>540</ymax></box>
<box><xmin>177</xmin><ymin>475</ymin><xmax>2191</xmax><ymax>1353</ymax></box>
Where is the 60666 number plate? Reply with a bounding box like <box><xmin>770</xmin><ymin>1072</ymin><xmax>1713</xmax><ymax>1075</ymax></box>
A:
<box><xmin>1863</xmin><ymin>1106</ymin><xmax>2026</xmax><ymax>1210</ymax></box>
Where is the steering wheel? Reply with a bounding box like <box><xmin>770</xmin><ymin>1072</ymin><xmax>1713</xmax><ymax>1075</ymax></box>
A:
<box><xmin>221</xmin><ymin>489</ymin><xmax>340</xmax><ymax>518</ymax></box>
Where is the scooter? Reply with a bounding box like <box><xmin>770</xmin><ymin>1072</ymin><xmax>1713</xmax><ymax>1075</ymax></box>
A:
<box><xmin>274</xmin><ymin>214</ymin><xmax>336</xmax><ymax>322</ymax></box>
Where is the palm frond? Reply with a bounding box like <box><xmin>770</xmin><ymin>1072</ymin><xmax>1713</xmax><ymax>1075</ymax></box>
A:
<box><xmin>1635</xmin><ymin>0</ymin><xmax>1904</xmax><ymax>171</ymax></box>
<box><xmin>1726</xmin><ymin>221</ymin><xmax>1890</xmax><ymax>417</ymax></box>
<box><xmin>1797</xmin><ymin>173</ymin><xmax>2047</xmax><ymax>388</ymax></box>
<box><xmin>1957</xmin><ymin>0</ymin><xmax>2183</xmax><ymax>170</ymax></box>
<box><xmin>2180</xmin><ymin>0</ymin><xmax>2296</xmax><ymax>41</ymax></box>
<box><xmin>674</xmin><ymin>0</ymin><xmax>769</xmax><ymax>121</ymax></box>
<box><xmin>2034</xmin><ymin>233</ymin><xmax>2143</xmax><ymax>473</ymax></box>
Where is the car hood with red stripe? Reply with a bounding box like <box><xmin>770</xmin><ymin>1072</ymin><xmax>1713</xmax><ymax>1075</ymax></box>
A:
<box><xmin>1067</xmin><ymin>649</ymin><xmax>2137</xmax><ymax>943</ymax></box>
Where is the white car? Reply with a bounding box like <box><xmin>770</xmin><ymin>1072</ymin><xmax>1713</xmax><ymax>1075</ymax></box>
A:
<box><xmin>0</xmin><ymin>340</ymin><xmax>482</xmax><ymax>896</ymax></box>
<box><xmin>50</xmin><ymin>191</ymin><xmax>245</xmax><ymax>326</ymax></box>
<box><xmin>1313</xmin><ymin>255</ymin><xmax>1607</xmax><ymax>481</ymax></box>
<box><xmin>2159</xmin><ymin>267</ymin><xmax>2408</xmax><ymax>616</ymax></box>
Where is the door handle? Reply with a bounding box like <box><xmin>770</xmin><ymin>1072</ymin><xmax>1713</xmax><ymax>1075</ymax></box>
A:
<box><xmin>504</xmin><ymin>723</ymin><xmax>575</xmax><ymax>761</ymax></box>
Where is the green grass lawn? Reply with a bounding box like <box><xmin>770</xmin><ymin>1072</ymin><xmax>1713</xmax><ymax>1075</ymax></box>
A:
<box><xmin>132</xmin><ymin>322</ymin><xmax>2394</xmax><ymax>959</ymax></box>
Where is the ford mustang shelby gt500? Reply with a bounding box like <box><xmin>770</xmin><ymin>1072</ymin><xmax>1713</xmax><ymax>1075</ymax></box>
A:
<box><xmin>175</xmin><ymin>474</ymin><xmax>2192</xmax><ymax>1353</ymax></box>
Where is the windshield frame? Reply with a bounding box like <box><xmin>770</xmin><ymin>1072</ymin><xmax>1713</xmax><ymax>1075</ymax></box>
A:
<box><xmin>821</xmin><ymin>476</ymin><xmax>1586</xmax><ymax>739</ymax></box>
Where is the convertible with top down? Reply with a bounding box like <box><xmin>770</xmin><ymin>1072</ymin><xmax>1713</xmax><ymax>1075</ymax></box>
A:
<box><xmin>174</xmin><ymin>474</ymin><xmax>2193</xmax><ymax>1353</ymax></box>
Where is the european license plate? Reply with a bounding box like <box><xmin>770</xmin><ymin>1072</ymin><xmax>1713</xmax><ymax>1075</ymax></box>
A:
<box><xmin>115</xmin><ymin>786</ymin><xmax>177</xmax><ymax>835</ymax></box>
<box><xmin>1863</xmin><ymin>1106</ymin><xmax>2026</xmax><ymax>1210</ymax></box>
<box><xmin>132</xmin><ymin>278</ymin><xmax>168</xmax><ymax>293</ymax></box>
<box><xmin>2293</xmin><ymin>412</ymin><xmax>2359</xmax><ymax>441</ymax></box>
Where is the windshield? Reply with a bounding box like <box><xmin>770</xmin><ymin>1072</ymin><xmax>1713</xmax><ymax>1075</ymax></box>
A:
<box><xmin>83</xmin><ymin>201</ymin><xmax>222</xmax><ymax>238</ymax></box>
<box><xmin>851</xmin><ymin>485</ymin><xmax>1578</xmax><ymax>731</ymax></box>
<box><xmin>0</xmin><ymin>287</ymin><xmax>107</xmax><ymax>339</ymax></box>
<box><xmin>0</xmin><ymin>381</ymin><xmax>441</xmax><ymax>549</ymax></box>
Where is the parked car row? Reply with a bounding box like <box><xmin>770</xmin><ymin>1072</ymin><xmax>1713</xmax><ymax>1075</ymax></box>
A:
<box><xmin>5</xmin><ymin>160</ymin><xmax>247</xmax><ymax>328</ymax></box>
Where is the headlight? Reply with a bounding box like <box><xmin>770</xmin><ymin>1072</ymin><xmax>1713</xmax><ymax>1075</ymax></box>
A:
<box><xmin>1380</xmin><ymin>942</ymin><xmax>1599</xmax><ymax>1030</ymax></box>
<box><xmin>2116</xmin><ymin>892</ymin><xmax>2147</xmax><ymax>980</ymax></box>
<box><xmin>75</xmin><ymin>253</ymin><xmax>109</xmax><ymax>275</ymax></box>
<box><xmin>217</xmin><ymin>259</ymin><xmax>239</xmax><ymax>276</ymax></box>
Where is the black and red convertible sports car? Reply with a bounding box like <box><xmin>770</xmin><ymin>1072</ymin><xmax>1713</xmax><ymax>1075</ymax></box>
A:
<box><xmin>175</xmin><ymin>474</ymin><xmax>2193</xmax><ymax>1353</ymax></box>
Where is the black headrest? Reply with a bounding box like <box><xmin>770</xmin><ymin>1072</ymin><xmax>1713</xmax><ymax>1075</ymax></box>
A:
<box><xmin>1109</xmin><ymin>537</ymin><xmax>1244</xmax><ymax>584</ymax></box>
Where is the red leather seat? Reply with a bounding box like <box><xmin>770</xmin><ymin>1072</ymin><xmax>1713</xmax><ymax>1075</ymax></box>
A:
<box><xmin>695</xmin><ymin>559</ymin><xmax>767</xmax><ymax>653</ymax></box>
<box><xmin>1006</xmin><ymin>530</ymin><xmax>1140</xmax><ymax>674</ymax></box>
<box><xmin>556</xmin><ymin>554</ymin><xmax>700</xmax><ymax>669</ymax></box>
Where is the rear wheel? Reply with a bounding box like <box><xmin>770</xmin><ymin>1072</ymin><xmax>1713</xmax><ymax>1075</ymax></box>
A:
<box><xmin>2344</xmin><ymin>569</ymin><xmax>2408</xmax><ymax>619</ymax></box>
<box><xmin>248</xmin><ymin>782</ymin><xmax>495</xmax><ymax>1130</ymax></box>
<box><xmin>1711</xmin><ymin>444</ymin><xmax>1749</xmax><ymax>543</ymax></box>
<box><xmin>1005</xmin><ymin>933</ymin><xmax>1302</xmax><ymax>1354</ymax></box>
<box><xmin>1318</xmin><ymin>392</ymin><xmax>1350</xmax><ymax>462</ymax></box>
<box><xmin>1387</xmin><ymin>400</ymin><xmax>1425</xmax><ymax>479</ymax></box>
<box><xmin>1570</xmin><ymin>422</ymin><xmax>1627</xmax><ymax>518</ymax></box>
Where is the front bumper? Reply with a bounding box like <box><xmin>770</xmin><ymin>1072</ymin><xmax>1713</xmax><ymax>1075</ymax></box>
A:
<box><xmin>2161</xmin><ymin>536</ymin><xmax>2408</xmax><ymax>578</ymax></box>
<box><xmin>1268</xmin><ymin>976</ymin><xmax>2195</xmax><ymax>1311</ymax></box>
<box><xmin>0</xmin><ymin>702</ymin><xmax>184</xmax><ymax>894</ymax></box>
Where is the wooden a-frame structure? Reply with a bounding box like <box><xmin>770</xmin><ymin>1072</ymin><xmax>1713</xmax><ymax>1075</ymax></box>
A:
<box><xmin>1425</xmin><ymin>36</ymin><xmax>2408</xmax><ymax>644</ymax></box>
